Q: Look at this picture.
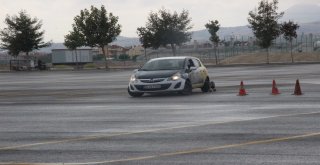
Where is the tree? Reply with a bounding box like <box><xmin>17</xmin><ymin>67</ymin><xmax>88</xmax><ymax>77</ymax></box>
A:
<box><xmin>72</xmin><ymin>5</ymin><xmax>121</xmax><ymax>69</ymax></box>
<box><xmin>137</xmin><ymin>8</ymin><xmax>193</xmax><ymax>56</ymax></box>
<box><xmin>0</xmin><ymin>11</ymin><xmax>51</xmax><ymax>57</ymax></box>
<box><xmin>248</xmin><ymin>0</ymin><xmax>284</xmax><ymax>64</ymax></box>
<box><xmin>64</xmin><ymin>27</ymin><xmax>85</xmax><ymax>70</ymax></box>
<box><xmin>280</xmin><ymin>21</ymin><xmax>299</xmax><ymax>63</ymax></box>
<box><xmin>137</xmin><ymin>27</ymin><xmax>153</xmax><ymax>60</ymax></box>
<box><xmin>205</xmin><ymin>20</ymin><xmax>220</xmax><ymax>65</ymax></box>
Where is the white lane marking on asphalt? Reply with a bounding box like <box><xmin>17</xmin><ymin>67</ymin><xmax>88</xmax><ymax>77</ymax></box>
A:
<box><xmin>0</xmin><ymin>111</ymin><xmax>319</xmax><ymax>152</ymax></box>
<box><xmin>2</xmin><ymin>132</ymin><xmax>320</xmax><ymax>165</ymax></box>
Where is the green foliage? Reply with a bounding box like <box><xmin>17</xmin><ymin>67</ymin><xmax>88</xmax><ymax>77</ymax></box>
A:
<box><xmin>205</xmin><ymin>20</ymin><xmax>220</xmax><ymax>46</ymax></box>
<box><xmin>0</xmin><ymin>11</ymin><xmax>51</xmax><ymax>57</ymax></box>
<box><xmin>64</xmin><ymin>27</ymin><xmax>85</xmax><ymax>50</ymax></box>
<box><xmin>54</xmin><ymin>65</ymin><xmax>73</xmax><ymax>69</ymax></box>
<box><xmin>248</xmin><ymin>0</ymin><xmax>284</xmax><ymax>49</ymax></box>
<box><xmin>205</xmin><ymin>20</ymin><xmax>220</xmax><ymax>65</ymax></box>
<box><xmin>71</xmin><ymin>5</ymin><xmax>121</xmax><ymax>69</ymax></box>
<box><xmin>73</xmin><ymin>5</ymin><xmax>121</xmax><ymax>49</ymax></box>
<box><xmin>280</xmin><ymin>21</ymin><xmax>299</xmax><ymax>42</ymax></box>
<box><xmin>118</xmin><ymin>54</ymin><xmax>130</xmax><ymax>61</ymax></box>
<box><xmin>83</xmin><ymin>63</ymin><xmax>97</xmax><ymax>69</ymax></box>
<box><xmin>64</xmin><ymin>27</ymin><xmax>86</xmax><ymax>70</ymax></box>
<box><xmin>137</xmin><ymin>27</ymin><xmax>154</xmax><ymax>49</ymax></box>
<box><xmin>38</xmin><ymin>54</ymin><xmax>51</xmax><ymax>63</ymax></box>
<box><xmin>137</xmin><ymin>8</ymin><xmax>193</xmax><ymax>55</ymax></box>
<box><xmin>280</xmin><ymin>21</ymin><xmax>299</xmax><ymax>62</ymax></box>
<box><xmin>93</xmin><ymin>54</ymin><xmax>105</xmax><ymax>61</ymax></box>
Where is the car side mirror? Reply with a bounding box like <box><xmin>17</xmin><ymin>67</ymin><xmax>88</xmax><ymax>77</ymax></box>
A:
<box><xmin>133</xmin><ymin>69</ymin><xmax>139</xmax><ymax>72</ymax></box>
<box><xmin>185</xmin><ymin>66</ymin><xmax>196</xmax><ymax>73</ymax></box>
<box><xmin>190</xmin><ymin>66</ymin><xmax>197</xmax><ymax>71</ymax></box>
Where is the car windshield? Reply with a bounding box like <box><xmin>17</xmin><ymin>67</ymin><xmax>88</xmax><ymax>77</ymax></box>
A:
<box><xmin>140</xmin><ymin>59</ymin><xmax>185</xmax><ymax>71</ymax></box>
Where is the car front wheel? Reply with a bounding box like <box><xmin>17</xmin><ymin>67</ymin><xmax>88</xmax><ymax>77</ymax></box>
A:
<box><xmin>201</xmin><ymin>77</ymin><xmax>210</xmax><ymax>92</ymax></box>
<box><xmin>128</xmin><ymin>87</ymin><xmax>144</xmax><ymax>97</ymax></box>
<box><xmin>180</xmin><ymin>80</ymin><xmax>192</xmax><ymax>95</ymax></box>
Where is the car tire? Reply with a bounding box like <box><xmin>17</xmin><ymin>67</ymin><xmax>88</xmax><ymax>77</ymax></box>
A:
<box><xmin>180</xmin><ymin>80</ymin><xmax>192</xmax><ymax>95</ymax></box>
<box><xmin>128</xmin><ymin>87</ymin><xmax>144</xmax><ymax>97</ymax></box>
<box><xmin>201</xmin><ymin>77</ymin><xmax>210</xmax><ymax>92</ymax></box>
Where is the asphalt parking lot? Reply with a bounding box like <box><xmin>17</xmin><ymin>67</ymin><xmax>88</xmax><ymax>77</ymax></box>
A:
<box><xmin>0</xmin><ymin>64</ymin><xmax>320</xmax><ymax>165</ymax></box>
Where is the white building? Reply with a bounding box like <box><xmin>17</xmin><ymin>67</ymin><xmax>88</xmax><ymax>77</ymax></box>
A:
<box><xmin>51</xmin><ymin>49</ymin><xmax>98</xmax><ymax>64</ymax></box>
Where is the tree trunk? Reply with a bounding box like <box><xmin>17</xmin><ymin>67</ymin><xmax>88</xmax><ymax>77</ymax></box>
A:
<box><xmin>214</xmin><ymin>45</ymin><xmax>218</xmax><ymax>65</ymax></box>
<box><xmin>266</xmin><ymin>48</ymin><xmax>270</xmax><ymax>64</ymax></box>
<box><xmin>171</xmin><ymin>44</ymin><xmax>176</xmax><ymax>56</ymax></box>
<box><xmin>144</xmin><ymin>48</ymin><xmax>147</xmax><ymax>61</ymax></box>
<box><xmin>290</xmin><ymin>41</ymin><xmax>294</xmax><ymax>63</ymax></box>
<box><xmin>75</xmin><ymin>49</ymin><xmax>79</xmax><ymax>70</ymax></box>
<box><xmin>102</xmin><ymin>45</ymin><xmax>109</xmax><ymax>70</ymax></box>
<box><xmin>26</xmin><ymin>51</ymin><xmax>31</xmax><ymax>70</ymax></box>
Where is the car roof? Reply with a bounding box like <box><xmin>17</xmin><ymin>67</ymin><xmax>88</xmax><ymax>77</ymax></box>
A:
<box><xmin>148</xmin><ymin>56</ymin><xmax>197</xmax><ymax>61</ymax></box>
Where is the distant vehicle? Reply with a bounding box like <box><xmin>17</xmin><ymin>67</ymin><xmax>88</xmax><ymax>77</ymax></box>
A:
<box><xmin>127</xmin><ymin>56</ymin><xmax>214</xmax><ymax>97</ymax></box>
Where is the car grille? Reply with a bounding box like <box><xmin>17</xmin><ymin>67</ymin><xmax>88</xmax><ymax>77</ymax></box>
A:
<box><xmin>135</xmin><ymin>84</ymin><xmax>171</xmax><ymax>91</ymax></box>
<box><xmin>140</xmin><ymin>78</ymin><xmax>165</xmax><ymax>83</ymax></box>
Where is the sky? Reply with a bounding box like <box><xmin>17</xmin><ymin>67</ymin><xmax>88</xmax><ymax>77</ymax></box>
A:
<box><xmin>1</xmin><ymin>0</ymin><xmax>319</xmax><ymax>42</ymax></box>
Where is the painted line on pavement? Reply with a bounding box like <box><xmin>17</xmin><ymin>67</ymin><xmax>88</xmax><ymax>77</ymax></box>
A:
<box><xmin>1</xmin><ymin>132</ymin><xmax>320</xmax><ymax>165</ymax></box>
<box><xmin>0</xmin><ymin>111</ymin><xmax>319</xmax><ymax>152</ymax></box>
<box><xmin>76</xmin><ymin>132</ymin><xmax>320</xmax><ymax>165</ymax></box>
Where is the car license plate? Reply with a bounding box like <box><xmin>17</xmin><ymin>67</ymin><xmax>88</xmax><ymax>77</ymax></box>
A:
<box><xmin>144</xmin><ymin>85</ymin><xmax>161</xmax><ymax>89</ymax></box>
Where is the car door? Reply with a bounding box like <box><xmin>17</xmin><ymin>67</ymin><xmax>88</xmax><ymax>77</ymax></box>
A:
<box><xmin>193</xmin><ymin>58</ymin><xmax>207</xmax><ymax>84</ymax></box>
<box><xmin>186</xmin><ymin>58</ymin><xmax>197</xmax><ymax>85</ymax></box>
<box><xmin>191</xmin><ymin>58</ymin><xmax>203</xmax><ymax>85</ymax></box>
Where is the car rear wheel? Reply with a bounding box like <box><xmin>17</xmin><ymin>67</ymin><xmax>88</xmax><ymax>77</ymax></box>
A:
<box><xmin>201</xmin><ymin>77</ymin><xmax>210</xmax><ymax>92</ymax></box>
<box><xmin>180</xmin><ymin>80</ymin><xmax>192</xmax><ymax>95</ymax></box>
<box><xmin>128</xmin><ymin>87</ymin><xmax>144</xmax><ymax>97</ymax></box>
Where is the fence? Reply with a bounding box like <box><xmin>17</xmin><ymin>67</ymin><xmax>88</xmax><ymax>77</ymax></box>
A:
<box><xmin>1</xmin><ymin>34</ymin><xmax>320</xmax><ymax>70</ymax></box>
<box><xmin>141</xmin><ymin>34</ymin><xmax>320</xmax><ymax>65</ymax></box>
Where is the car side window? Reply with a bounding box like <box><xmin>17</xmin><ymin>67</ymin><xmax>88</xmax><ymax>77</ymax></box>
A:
<box><xmin>187</xmin><ymin>59</ymin><xmax>195</xmax><ymax>68</ymax></box>
<box><xmin>192</xmin><ymin>59</ymin><xmax>201</xmax><ymax>68</ymax></box>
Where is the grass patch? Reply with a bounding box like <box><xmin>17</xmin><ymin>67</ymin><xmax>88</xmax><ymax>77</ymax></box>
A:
<box><xmin>83</xmin><ymin>63</ymin><xmax>97</xmax><ymax>69</ymax></box>
<box><xmin>53</xmin><ymin>65</ymin><xmax>73</xmax><ymax>69</ymax></box>
<box><xmin>220</xmin><ymin>52</ymin><xmax>320</xmax><ymax>64</ymax></box>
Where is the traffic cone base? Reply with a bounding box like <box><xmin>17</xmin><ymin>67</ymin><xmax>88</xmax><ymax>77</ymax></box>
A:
<box><xmin>271</xmin><ymin>80</ymin><xmax>280</xmax><ymax>95</ymax></box>
<box><xmin>293</xmin><ymin>79</ymin><xmax>303</xmax><ymax>95</ymax></box>
<box><xmin>238</xmin><ymin>81</ymin><xmax>247</xmax><ymax>96</ymax></box>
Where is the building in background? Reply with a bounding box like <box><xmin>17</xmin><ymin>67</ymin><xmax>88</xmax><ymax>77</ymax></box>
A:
<box><xmin>100</xmin><ymin>45</ymin><xmax>129</xmax><ymax>58</ymax></box>
<box><xmin>127</xmin><ymin>45</ymin><xmax>144</xmax><ymax>57</ymax></box>
<box><xmin>52</xmin><ymin>48</ymin><xmax>98</xmax><ymax>65</ymax></box>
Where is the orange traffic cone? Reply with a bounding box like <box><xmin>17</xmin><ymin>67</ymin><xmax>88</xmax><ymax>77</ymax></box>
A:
<box><xmin>271</xmin><ymin>80</ymin><xmax>280</xmax><ymax>95</ymax></box>
<box><xmin>293</xmin><ymin>79</ymin><xmax>303</xmax><ymax>95</ymax></box>
<box><xmin>238</xmin><ymin>81</ymin><xmax>247</xmax><ymax>96</ymax></box>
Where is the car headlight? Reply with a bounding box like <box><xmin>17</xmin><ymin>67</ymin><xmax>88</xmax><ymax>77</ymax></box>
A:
<box><xmin>130</xmin><ymin>74</ymin><xmax>137</xmax><ymax>82</ymax></box>
<box><xmin>168</xmin><ymin>72</ymin><xmax>181</xmax><ymax>81</ymax></box>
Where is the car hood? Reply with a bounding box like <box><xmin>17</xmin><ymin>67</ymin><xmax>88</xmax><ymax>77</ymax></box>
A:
<box><xmin>136</xmin><ymin>70</ymin><xmax>181</xmax><ymax>79</ymax></box>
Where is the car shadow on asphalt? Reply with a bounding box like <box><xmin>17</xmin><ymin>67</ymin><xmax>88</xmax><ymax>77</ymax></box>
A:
<box><xmin>132</xmin><ymin>90</ymin><xmax>213</xmax><ymax>98</ymax></box>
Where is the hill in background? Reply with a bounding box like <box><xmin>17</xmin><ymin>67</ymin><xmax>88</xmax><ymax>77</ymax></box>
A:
<box><xmin>192</xmin><ymin>21</ymin><xmax>320</xmax><ymax>42</ymax></box>
<box><xmin>193</xmin><ymin>3</ymin><xmax>320</xmax><ymax>41</ymax></box>
<box><xmin>282</xmin><ymin>3</ymin><xmax>320</xmax><ymax>23</ymax></box>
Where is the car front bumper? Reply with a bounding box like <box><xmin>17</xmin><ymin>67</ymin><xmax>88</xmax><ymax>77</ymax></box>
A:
<box><xmin>128</xmin><ymin>78</ymin><xmax>186</xmax><ymax>93</ymax></box>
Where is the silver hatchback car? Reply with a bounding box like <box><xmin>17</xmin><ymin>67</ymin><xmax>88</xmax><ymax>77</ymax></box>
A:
<box><xmin>128</xmin><ymin>56</ymin><xmax>214</xmax><ymax>97</ymax></box>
